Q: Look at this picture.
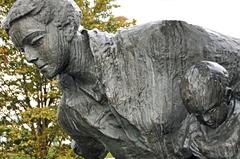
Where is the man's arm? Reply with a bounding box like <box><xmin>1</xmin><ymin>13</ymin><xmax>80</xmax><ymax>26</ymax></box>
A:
<box><xmin>58</xmin><ymin>101</ymin><xmax>108</xmax><ymax>159</ymax></box>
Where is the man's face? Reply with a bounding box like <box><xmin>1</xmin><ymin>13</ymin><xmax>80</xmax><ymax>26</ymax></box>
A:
<box><xmin>9</xmin><ymin>17</ymin><xmax>70</xmax><ymax>79</ymax></box>
<box><xmin>193</xmin><ymin>101</ymin><xmax>229</xmax><ymax>129</ymax></box>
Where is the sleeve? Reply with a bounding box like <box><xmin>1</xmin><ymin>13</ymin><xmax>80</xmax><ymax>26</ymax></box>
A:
<box><xmin>173</xmin><ymin>114</ymin><xmax>197</xmax><ymax>158</ymax></box>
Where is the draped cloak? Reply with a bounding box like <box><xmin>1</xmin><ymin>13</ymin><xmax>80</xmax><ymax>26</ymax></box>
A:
<box><xmin>58</xmin><ymin>20</ymin><xmax>240</xmax><ymax>158</ymax></box>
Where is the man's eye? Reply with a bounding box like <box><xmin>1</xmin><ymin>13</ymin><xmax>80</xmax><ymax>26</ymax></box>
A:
<box><xmin>31</xmin><ymin>35</ymin><xmax>44</xmax><ymax>46</ymax></box>
<box><xmin>208</xmin><ymin>108</ymin><xmax>217</xmax><ymax>113</ymax></box>
<box><xmin>194</xmin><ymin>113</ymin><xmax>200</xmax><ymax>118</ymax></box>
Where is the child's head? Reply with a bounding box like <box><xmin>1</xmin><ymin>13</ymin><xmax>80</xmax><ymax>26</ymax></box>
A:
<box><xmin>180</xmin><ymin>61</ymin><xmax>232</xmax><ymax>128</ymax></box>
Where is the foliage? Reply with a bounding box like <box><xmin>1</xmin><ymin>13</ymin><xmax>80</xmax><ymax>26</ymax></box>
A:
<box><xmin>77</xmin><ymin>0</ymin><xmax>136</xmax><ymax>32</ymax></box>
<box><xmin>0</xmin><ymin>40</ymin><xmax>71</xmax><ymax>159</ymax></box>
<box><xmin>0</xmin><ymin>0</ymin><xmax>135</xmax><ymax>158</ymax></box>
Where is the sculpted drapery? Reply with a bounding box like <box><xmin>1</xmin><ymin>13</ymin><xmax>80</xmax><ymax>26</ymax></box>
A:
<box><xmin>3</xmin><ymin>0</ymin><xmax>240</xmax><ymax>158</ymax></box>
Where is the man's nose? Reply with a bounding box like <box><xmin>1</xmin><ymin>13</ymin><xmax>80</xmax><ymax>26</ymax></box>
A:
<box><xmin>203</xmin><ymin>114</ymin><xmax>211</xmax><ymax>122</ymax></box>
<box><xmin>24</xmin><ymin>45</ymin><xmax>39</xmax><ymax>63</ymax></box>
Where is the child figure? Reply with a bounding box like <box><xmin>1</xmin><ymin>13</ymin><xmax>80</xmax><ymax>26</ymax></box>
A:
<box><xmin>178</xmin><ymin>61</ymin><xmax>240</xmax><ymax>159</ymax></box>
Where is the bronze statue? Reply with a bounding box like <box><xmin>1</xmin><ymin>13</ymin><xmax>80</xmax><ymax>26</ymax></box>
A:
<box><xmin>179</xmin><ymin>61</ymin><xmax>240</xmax><ymax>159</ymax></box>
<box><xmin>3</xmin><ymin>0</ymin><xmax>240</xmax><ymax>158</ymax></box>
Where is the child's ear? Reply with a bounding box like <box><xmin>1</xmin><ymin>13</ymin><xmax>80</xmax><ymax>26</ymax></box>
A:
<box><xmin>225</xmin><ymin>87</ymin><xmax>232</xmax><ymax>103</ymax></box>
<box><xmin>64</xmin><ymin>21</ymin><xmax>76</xmax><ymax>42</ymax></box>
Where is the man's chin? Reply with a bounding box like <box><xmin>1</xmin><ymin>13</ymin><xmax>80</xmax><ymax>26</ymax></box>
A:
<box><xmin>45</xmin><ymin>73</ymin><xmax>57</xmax><ymax>79</ymax></box>
<box><xmin>206</xmin><ymin>122</ymin><xmax>221</xmax><ymax>129</ymax></box>
<box><xmin>41</xmin><ymin>70</ymin><xmax>58</xmax><ymax>79</ymax></box>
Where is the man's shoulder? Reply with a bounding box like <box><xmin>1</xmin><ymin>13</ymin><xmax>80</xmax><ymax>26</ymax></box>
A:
<box><xmin>83</xmin><ymin>29</ymin><xmax>115</xmax><ymax>58</ymax></box>
<box><xmin>87</xmin><ymin>29</ymin><xmax>114</xmax><ymax>43</ymax></box>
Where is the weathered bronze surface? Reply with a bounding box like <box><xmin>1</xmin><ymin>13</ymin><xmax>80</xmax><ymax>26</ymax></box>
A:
<box><xmin>3</xmin><ymin>0</ymin><xmax>240</xmax><ymax>158</ymax></box>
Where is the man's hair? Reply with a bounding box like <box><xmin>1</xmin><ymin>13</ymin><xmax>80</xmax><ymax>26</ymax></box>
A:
<box><xmin>180</xmin><ymin>61</ymin><xmax>230</xmax><ymax>113</ymax></box>
<box><xmin>2</xmin><ymin>0</ymin><xmax>81</xmax><ymax>33</ymax></box>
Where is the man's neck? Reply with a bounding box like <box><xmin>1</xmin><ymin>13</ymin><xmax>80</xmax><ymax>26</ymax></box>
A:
<box><xmin>225</xmin><ymin>99</ymin><xmax>235</xmax><ymax>122</ymax></box>
<box><xmin>64</xmin><ymin>31</ymin><xmax>94</xmax><ymax>77</ymax></box>
<box><xmin>59</xmin><ymin>30</ymin><xmax>106</xmax><ymax>102</ymax></box>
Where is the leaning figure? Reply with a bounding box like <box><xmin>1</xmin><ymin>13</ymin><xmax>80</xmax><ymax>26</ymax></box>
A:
<box><xmin>179</xmin><ymin>61</ymin><xmax>240</xmax><ymax>159</ymax></box>
<box><xmin>3</xmin><ymin>0</ymin><xmax>240</xmax><ymax>158</ymax></box>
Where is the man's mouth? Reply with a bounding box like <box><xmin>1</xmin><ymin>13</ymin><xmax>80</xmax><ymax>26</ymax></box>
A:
<box><xmin>206</xmin><ymin>120</ymin><xmax>215</xmax><ymax>126</ymax></box>
<box><xmin>39</xmin><ymin>64</ymin><xmax>47</xmax><ymax>69</ymax></box>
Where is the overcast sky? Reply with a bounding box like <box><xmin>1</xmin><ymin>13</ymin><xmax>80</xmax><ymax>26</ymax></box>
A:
<box><xmin>113</xmin><ymin>0</ymin><xmax>240</xmax><ymax>38</ymax></box>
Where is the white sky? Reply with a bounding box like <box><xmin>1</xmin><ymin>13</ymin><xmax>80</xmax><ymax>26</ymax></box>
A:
<box><xmin>113</xmin><ymin>0</ymin><xmax>240</xmax><ymax>38</ymax></box>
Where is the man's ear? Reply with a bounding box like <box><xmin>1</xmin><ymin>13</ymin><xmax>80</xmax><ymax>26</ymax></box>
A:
<box><xmin>225</xmin><ymin>87</ymin><xmax>232</xmax><ymax>103</ymax></box>
<box><xmin>64</xmin><ymin>21</ymin><xmax>76</xmax><ymax>42</ymax></box>
<box><xmin>80</xmin><ymin>29</ymin><xmax>90</xmax><ymax>43</ymax></box>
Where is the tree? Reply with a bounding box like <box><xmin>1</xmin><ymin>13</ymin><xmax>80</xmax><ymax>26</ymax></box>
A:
<box><xmin>77</xmin><ymin>0</ymin><xmax>136</xmax><ymax>32</ymax></box>
<box><xmin>0</xmin><ymin>0</ymin><xmax>135</xmax><ymax>158</ymax></box>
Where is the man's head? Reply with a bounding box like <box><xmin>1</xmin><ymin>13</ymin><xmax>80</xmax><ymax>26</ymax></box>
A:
<box><xmin>180</xmin><ymin>61</ymin><xmax>232</xmax><ymax>128</ymax></box>
<box><xmin>2</xmin><ymin>0</ymin><xmax>81</xmax><ymax>79</ymax></box>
